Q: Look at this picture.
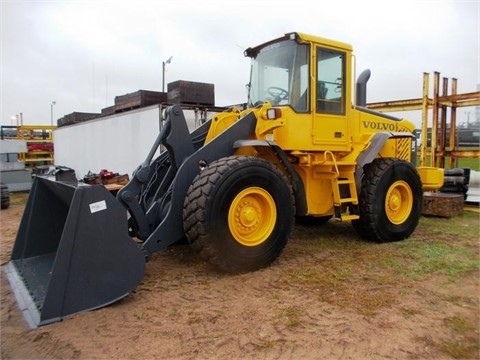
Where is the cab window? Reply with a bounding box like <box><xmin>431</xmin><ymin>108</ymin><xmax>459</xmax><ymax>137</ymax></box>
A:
<box><xmin>247</xmin><ymin>39</ymin><xmax>309</xmax><ymax>112</ymax></box>
<box><xmin>316</xmin><ymin>48</ymin><xmax>345</xmax><ymax>114</ymax></box>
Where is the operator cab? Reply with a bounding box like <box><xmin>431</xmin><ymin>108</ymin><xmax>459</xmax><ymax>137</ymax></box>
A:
<box><xmin>245</xmin><ymin>32</ymin><xmax>353</xmax><ymax>151</ymax></box>
<box><xmin>245</xmin><ymin>32</ymin><xmax>348</xmax><ymax>116</ymax></box>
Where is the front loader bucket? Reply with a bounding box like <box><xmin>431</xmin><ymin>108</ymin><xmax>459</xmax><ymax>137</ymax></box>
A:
<box><xmin>5</xmin><ymin>177</ymin><xmax>145</xmax><ymax>328</ymax></box>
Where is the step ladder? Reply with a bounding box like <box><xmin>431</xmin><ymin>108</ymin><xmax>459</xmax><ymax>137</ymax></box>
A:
<box><xmin>329</xmin><ymin>158</ymin><xmax>360</xmax><ymax>221</ymax></box>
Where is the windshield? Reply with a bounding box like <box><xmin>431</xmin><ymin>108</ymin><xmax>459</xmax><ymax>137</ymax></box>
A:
<box><xmin>247</xmin><ymin>39</ymin><xmax>309</xmax><ymax>112</ymax></box>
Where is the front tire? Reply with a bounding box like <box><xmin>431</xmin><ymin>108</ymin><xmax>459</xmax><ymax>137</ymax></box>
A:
<box><xmin>352</xmin><ymin>158</ymin><xmax>423</xmax><ymax>242</ymax></box>
<box><xmin>183</xmin><ymin>156</ymin><xmax>295</xmax><ymax>273</ymax></box>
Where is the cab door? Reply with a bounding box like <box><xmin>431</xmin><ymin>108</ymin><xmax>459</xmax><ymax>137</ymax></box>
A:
<box><xmin>312</xmin><ymin>47</ymin><xmax>350</xmax><ymax>151</ymax></box>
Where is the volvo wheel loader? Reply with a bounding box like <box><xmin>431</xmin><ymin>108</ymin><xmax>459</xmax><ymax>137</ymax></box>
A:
<box><xmin>6</xmin><ymin>32</ymin><xmax>444</xmax><ymax>327</ymax></box>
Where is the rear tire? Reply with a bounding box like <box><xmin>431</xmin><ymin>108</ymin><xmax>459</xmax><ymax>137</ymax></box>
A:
<box><xmin>352</xmin><ymin>158</ymin><xmax>423</xmax><ymax>242</ymax></box>
<box><xmin>183</xmin><ymin>156</ymin><xmax>294</xmax><ymax>273</ymax></box>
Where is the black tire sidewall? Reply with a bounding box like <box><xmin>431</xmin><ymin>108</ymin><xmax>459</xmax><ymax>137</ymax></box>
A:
<box><xmin>204</xmin><ymin>158</ymin><xmax>293</xmax><ymax>271</ymax></box>
<box><xmin>375</xmin><ymin>162</ymin><xmax>422</xmax><ymax>239</ymax></box>
<box><xmin>355</xmin><ymin>159</ymin><xmax>423</xmax><ymax>242</ymax></box>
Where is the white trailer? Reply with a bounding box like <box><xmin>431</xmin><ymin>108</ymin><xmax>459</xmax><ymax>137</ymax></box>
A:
<box><xmin>54</xmin><ymin>104</ymin><xmax>215</xmax><ymax>180</ymax></box>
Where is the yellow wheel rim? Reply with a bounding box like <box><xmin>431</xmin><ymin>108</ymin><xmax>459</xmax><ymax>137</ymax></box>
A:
<box><xmin>228</xmin><ymin>187</ymin><xmax>276</xmax><ymax>246</ymax></box>
<box><xmin>385</xmin><ymin>180</ymin><xmax>413</xmax><ymax>225</ymax></box>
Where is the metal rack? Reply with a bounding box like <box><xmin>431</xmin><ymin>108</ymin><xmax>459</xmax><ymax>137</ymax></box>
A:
<box><xmin>367</xmin><ymin>71</ymin><xmax>480</xmax><ymax>168</ymax></box>
<box><xmin>0</xmin><ymin>124</ymin><xmax>56</xmax><ymax>167</ymax></box>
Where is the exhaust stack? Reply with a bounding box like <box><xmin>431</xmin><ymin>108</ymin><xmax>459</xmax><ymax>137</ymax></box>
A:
<box><xmin>356</xmin><ymin>69</ymin><xmax>371</xmax><ymax>107</ymax></box>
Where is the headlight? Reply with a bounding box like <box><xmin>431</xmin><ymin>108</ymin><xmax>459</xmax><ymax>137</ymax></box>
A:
<box><xmin>266</xmin><ymin>108</ymin><xmax>282</xmax><ymax>120</ymax></box>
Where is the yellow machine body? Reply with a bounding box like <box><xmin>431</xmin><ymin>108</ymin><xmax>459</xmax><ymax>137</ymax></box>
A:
<box><xmin>205</xmin><ymin>32</ymin><xmax>443</xmax><ymax>220</ymax></box>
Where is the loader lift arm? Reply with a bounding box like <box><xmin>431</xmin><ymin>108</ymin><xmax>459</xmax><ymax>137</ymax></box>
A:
<box><xmin>117</xmin><ymin>105</ymin><xmax>258</xmax><ymax>259</ymax></box>
<box><xmin>117</xmin><ymin>106</ymin><xmax>195</xmax><ymax>241</ymax></box>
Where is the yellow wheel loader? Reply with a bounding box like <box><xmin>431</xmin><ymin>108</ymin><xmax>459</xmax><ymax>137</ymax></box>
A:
<box><xmin>6</xmin><ymin>32</ymin><xmax>444</xmax><ymax>327</ymax></box>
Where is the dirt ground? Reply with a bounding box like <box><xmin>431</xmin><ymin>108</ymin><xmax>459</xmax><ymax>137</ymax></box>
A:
<box><xmin>1</xmin><ymin>194</ymin><xmax>479</xmax><ymax>360</ymax></box>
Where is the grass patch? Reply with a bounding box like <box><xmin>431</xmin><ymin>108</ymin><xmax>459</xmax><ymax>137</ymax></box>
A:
<box><xmin>273</xmin><ymin>305</ymin><xmax>305</xmax><ymax>328</ymax></box>
<box><xmin>419</xmin><ymin>212</ymin><xmax>480</xmax><ymax>239</ymax></box>
<box><xmin>444</xmin><ymin>314</ymin><xmax>477</xmax><ymax>334</ymax></box>
<box><xmin>440</xmin><ymin>340</ymin><xmax>479</xmax><ymax>360</ymax></box>
<box><xmin>282</xmin><ymin>211</ymin><xmax>479</xmax><ymax>316</ymax></box>
<box><xmin>396</xmin><ymin>242</ymin><xmax>479</xmax><ymax>280</ymax></box>
<box><xmin>9</xmin><ymin>191</ymin><xmax>29</xmax><ymax>206</ymax></box>
<box><xmin>438</xmin><ymin>314</ymin><xmax>479</xmax><ymax>359</ymax></box>
<box><xmin>133</xmin><ymin>311</ymin><xmax>149</xmax><ymax>320</ymax></box>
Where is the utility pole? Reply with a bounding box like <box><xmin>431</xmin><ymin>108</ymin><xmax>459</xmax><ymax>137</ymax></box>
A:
<box><xmin>162</xmin><ymin>56</ymin><xmax>173</xmax><ymax>92</ymax></box>
<box><xmin>51</xmin><ymin>101</ymin><xmax>56</xmax><ymax>126</ymax></box>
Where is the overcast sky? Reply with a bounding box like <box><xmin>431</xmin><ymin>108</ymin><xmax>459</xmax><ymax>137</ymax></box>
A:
<box><xmin>1</xmin><ymin>0</ymin><xmax>479</xmax><ymax>128</ymax></box>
